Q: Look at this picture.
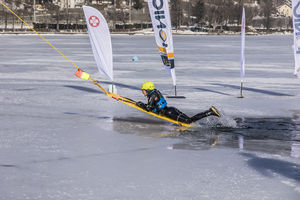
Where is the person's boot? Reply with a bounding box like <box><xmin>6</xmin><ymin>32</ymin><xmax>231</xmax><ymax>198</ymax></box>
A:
<box><xmin>207</xmin><ymin>106</ymin><xmax>221</xmax><ymax>117</ymax></box>
<box><xmin>191</xmin><ymin>107</ymin><xmax>221</xmax><ymax>122</ymax></box>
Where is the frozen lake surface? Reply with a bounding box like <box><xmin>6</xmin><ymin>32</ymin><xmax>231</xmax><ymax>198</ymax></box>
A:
<box><xmin>0</xmin><ymin>34</ymin><xmax>300</xmax><ymax>200</ymax></box>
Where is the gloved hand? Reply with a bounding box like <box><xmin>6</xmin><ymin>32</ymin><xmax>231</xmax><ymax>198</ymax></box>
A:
<box><xmin>136</xmin><ymin>101</ymin><xmax>147</xmax><ymax>109</ymax></box>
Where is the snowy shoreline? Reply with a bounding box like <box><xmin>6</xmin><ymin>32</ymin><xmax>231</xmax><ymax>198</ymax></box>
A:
<box><xmin>0</xmin><ymin>30</ymin><xmax>294</xmax><ymax>36</ymax></box>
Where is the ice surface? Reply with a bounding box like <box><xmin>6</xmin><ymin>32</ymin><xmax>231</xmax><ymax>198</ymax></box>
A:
<box><xmin>0</xmin><ymin>34</ymin><xmax>300</xmax><ymax>200</ymax></box>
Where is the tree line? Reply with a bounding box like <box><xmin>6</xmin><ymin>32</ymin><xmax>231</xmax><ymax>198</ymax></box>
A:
<box><xmin>170</xmin><ymin>0</ymin><xmax>291</xmax><ymax>31</ymax></box>
<box><xmin>0</xmin><ymin>0</ymin><xmax>293</xmax><ymax>32</ymax></box>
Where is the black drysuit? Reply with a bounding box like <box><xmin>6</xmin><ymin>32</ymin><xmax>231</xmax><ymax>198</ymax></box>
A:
<box><xmin>137</xmin><ymin>89</ymin><xmax>212</xmax><ymax>124</ymax></box>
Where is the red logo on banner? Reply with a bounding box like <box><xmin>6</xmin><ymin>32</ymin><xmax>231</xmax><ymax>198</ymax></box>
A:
<box><xmin>89</xmin><ymin>16</ymin><xmax>100</xmax><ymax>27</ymax></box>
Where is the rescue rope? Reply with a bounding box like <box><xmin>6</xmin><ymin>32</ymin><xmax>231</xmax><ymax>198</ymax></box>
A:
<box><xmin>0</xmin><ymin>0</ymin><xmax>109</xmax><ymax>95</ymax></box>
<box><xmin>0</xmin><ymin>0</ymin><xmax>79</xmax><ymax>70</ymax></box>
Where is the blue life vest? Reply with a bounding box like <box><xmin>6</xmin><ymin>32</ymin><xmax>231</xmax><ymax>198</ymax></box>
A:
<box><xmin>148</xmin><ymin>90</ymin><xmax>167</xmax><ymax>112</ymax></box>
<box><xmin>155</xmin><ymin>96</ymin><xmax>167</xmax><ymax>111</ymax></box>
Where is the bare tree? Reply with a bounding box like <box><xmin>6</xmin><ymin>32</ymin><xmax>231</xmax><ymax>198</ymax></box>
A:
<box><xmin>0</xmin><ymin>0</ymin><xmax>12</xmax><ymax>31</ymax></box>
<box><xmin>170</xmin><ymin>0</ymin><xmax>183</xmax><ymax>29</ymax></box>
<box><xmin>204</xmin><ymin>0</ymin><xmax>229</xmax><ymax>28</ymax></box>
<box><xmin>66</xmin><ymin>0</ymin><xmax>69</xmax><ymax>25</ymax></box>
<box><xmin>44</xmin><ymin>3</ymin><xmax>60</xmax><ymax>31</ymax></box>
<box><xmin>245</xmin><ymin>6</ymin><xmax>259</xmax><ymax>26</ymax></box>
<box><xmin>192</xmin><ymin>0</ymin><xmax>205</xmax><ymax>24</ymax></box>
<box><xmin>133</xmin><ymin>0</ymin><xmax>143</xmax><ymax>10</ymax></box>
<box><xmin>1</xmin><ymin>4</ymin><xmax>8</xmax><ymax>31</ymax></box>
<box><xmin>260</xmin><ymin>0</ymin><xmax>276</xmax><ymax>32</ymax></box>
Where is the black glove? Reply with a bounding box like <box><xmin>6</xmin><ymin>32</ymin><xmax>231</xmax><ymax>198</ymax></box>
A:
<box><xmin>136</xmin><ymin>101</ymin><xmax>147</xmax><ymax>109</ymax></box>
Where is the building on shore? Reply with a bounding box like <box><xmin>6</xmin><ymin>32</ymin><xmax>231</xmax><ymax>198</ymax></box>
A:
<box><xmin>51</xmin><ymin>0</ymin><xmax>85</xmax><ymax>8</ymax></box>
<box><xmin>49</xmin><ymin>0</ymin><xmax>114</xmax><ymax>8</ymax></box>
<box><xmin>276</xmin><ymin>0</ymin><xmax>292</xmax><ymax>17</ymax></box>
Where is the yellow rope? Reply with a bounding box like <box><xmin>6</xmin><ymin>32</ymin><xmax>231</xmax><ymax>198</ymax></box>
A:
<box><xmin>90</xmin><ymin>78</ymin><xmax>109</xmax><ymax>95</ymax></box>
<box><xmin>0</xmin><ymin>0</ymin><xmax>79</xmax><ymax>70</ymax></box>
<box><xmin>0</xmin><ymin>1</ymin><xmax>111</xmax><ymax>95</ymax></box>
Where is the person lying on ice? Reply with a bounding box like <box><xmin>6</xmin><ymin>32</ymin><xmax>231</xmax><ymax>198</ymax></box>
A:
<box><xmin>136</xmin><ymin>82</ymin><xmax>221</xmax><ymax>124</ymax></box>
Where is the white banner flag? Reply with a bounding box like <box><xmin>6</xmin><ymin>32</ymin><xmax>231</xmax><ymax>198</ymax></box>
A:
<box><xmin>147</xmin><ymin>0</ymin><xmax>176</xmax><ymax>86</ymax></box>
<box><xmin>83</xmin><ymin>6</ymin><xmax>113</xmax><ymax>81</ymax></box>
<box><xmin>292</xmin><ymin>0</ymin><xmax>300</xmax><ymax>78</ymax></box>
<box><xmin>240</xmin><ymin>7</ymin><xmax>246</xmax><ymax>81</ymax></box>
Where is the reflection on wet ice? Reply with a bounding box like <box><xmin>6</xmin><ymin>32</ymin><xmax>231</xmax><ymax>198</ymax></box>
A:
<box><xmin>110</xmin><ymin>116</ymin><xmax>300</xmax><ymax>158</ymax></box>
<box><xmin>239</xmin><ymin>135</ymin><xmax>244</xmax><ymax>151</ymax></box>
<box><xmin>291</xmin><ymin>143</ymin><xmax>300</xmax><ymax>158</ymax></box>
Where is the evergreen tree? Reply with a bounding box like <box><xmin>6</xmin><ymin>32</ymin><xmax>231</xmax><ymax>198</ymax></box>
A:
<box><xmin>260</xmin><ymin>0</ymin><xmax>276</xmax><ymax>32</ymax></box>
<box><xmin>170</xmin><ymin>0</ymin><xmax>182</xmax><ymax>29</ymax></box>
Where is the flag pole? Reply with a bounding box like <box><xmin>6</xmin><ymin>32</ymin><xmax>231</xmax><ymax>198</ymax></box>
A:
<box><xmin>238</xmin><ymin>7</ymin><xmax>245</xmax><ymax>99</ymax></box>
<box><xmin>238</xmin><ymin>81</ymin><xmax>244</xmax><ymax>98</ymax></box>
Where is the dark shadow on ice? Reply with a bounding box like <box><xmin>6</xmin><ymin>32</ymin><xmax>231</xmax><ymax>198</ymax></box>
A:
<box><xmin>241</xmin><ymin>152</ymin><xmax>300</xmax><ymax>182</ymax></box>
<box><xmin>25</xmin><ymin>148</ymin><xmax>151</xmax><ymax>165</ymax></box>
<box><xmin>96</xmin><ymin>116</ymin><xmax>112</xmax><ymax>120</ymax></box>
<box><xmin>30</xmin><ymin>156</ymin><xmax>72</xmax><ymax>164</ymax></box>
<box><xmin>64</xmin><ymin>82</ymin><xmax>139</xmax><ymax>94</ymax></box>
<box><xmin>14</xmin><ymin>88</ymin><xmax>36</xmax><ymax>91</ymax></box>
<box><xmin>100</xmin><ymin>81</ymin><xmax>140</xmax><ymax>90</ymax></box>
<box><xmin>194</xmin><ymin>87</ymin><xmax>232</xmax><ymax>96</ymax></box>
<box><xmin>211</xmin><ymin>83</ymin><xmax>294</xmax><ymax>96</ymax></box>
<box><xmin>0</xmin><ymin>164</ymin><xmax>18</xmax><ymax>168</ymax></box>
<box><xmin>64</xmin><ymin>85</ymin><xmax>100</xmax><ymax>93</ymax></box>
<box><xmin>63</xmin><ymin>112</ymin><xmax>112</xmax><ymax>121</ymax></box>
<box><xmin>63</xmin><ymin>112</ymin><xmax>78</xmax><ymax>115</ymax></box>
